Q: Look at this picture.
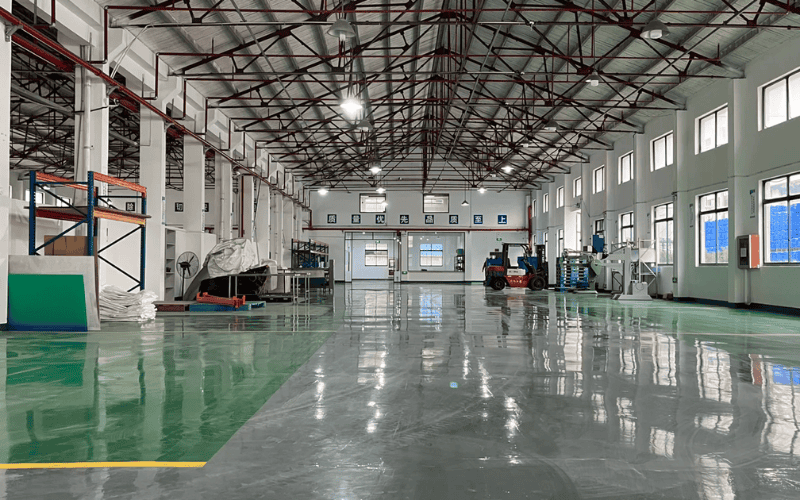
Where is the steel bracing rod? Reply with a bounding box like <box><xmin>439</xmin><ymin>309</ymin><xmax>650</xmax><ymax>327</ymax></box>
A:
<box><xmin>0</xmin><ymin>8</ymin><xmax>309</xmax><ymax>208</ymax></box>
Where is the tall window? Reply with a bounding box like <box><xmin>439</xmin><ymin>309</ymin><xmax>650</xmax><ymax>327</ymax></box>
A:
<box><xmin>620</xmin><ymin>212</ymin><xmax>634</xmax><ymax>242</ymax></box>
<box><xmin>699</xmin><ymin>190</ymin><xmax>729</xmax><ymax>264</ymax></box>
<box><xmin>762</xmin><ymin>70</ymin><xmax>800</xmax><ymax>129</ymax></box>
<box><xmin>532</xmin><ymin>199</ymin><xmax>537</xmax><ymax>216</ymax></box>
<box><xmin>593</xmin><ymin>166</ymin><xmax>605</xmax><ymax>193</ymax></box>
<box><xmin>543</xmin><ymin>193</ymin><xmax>549</xmax><ymax>213</ymax></box>
<box><xmin>557</xmin><ymin>229</ymin><xmax>565</xmax><ymax>256</ymax></box>
<box><xmin>618</xmin><ymin>152</ymin><xmax>634</xmax><ymax>184</ymax></box>
<box><xmin>594</xmin><ymin>219</ymin><xmax>605</xmax><ymax>239</ymax></box>
<box><xmin>420</xmin><ymin>243</ymin><xmax>444</xmax><ymax>266</ymax></box>
<box><xmin>556</xmin><ymin>186</ymin><xmax>564</xmax><ymax>208</ymax></box>
<box><xmin>651</xmin><ymin>132</ymin><xmax>674</xmax><ymax>171</ymax></box>
<box><xmin>575</xmin><ymin>212</ymin><xmax>582</xmax><ymax>247</ymax></box>
<box><xmin>763</xmin><ymin>173</ymin><xmax>800</xmax><ymax>263</ymax></box>
<box><xmin>654</xmin><ymin>202</ymin><xmax>674</xmax><ymax>265</ymax></box>
<box><xmin>360</xmin><ymin>194</ymin><xmax>387</xmax><ymax>213</ymax></box>
<box><xmin>574</xmin><ymin>177</ymin><xmax>582</xmax><ymax>198</ymax></box>
<box><xmin>365</xmin><ymin>242</ymin><xmax>389</xmax><ymax>266</ymax></box>
<box><xmin>423</xmin><ymin>194</ymin><xmax>449</xmax><ymax>213</ymax></box>
<box><xmin>698</xmin><ymin>106</ymin><xmax>728</xmax><ymax>153</ymax></box>
<box><xmin>544</xmin><ymin>232</ymin><xmax>549</xmax><ymax>258</ymax></box>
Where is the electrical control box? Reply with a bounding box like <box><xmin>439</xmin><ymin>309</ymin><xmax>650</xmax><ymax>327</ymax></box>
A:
<box><xmin>737</xmin><ymin>235</ymin><xmax>760</xmax><ymax>269</ymax></box>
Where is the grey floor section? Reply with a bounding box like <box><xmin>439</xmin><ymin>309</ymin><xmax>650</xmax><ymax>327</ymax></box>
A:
<box><xmin>3</xmin><ymin>282</ymin><xmax>800</xmax><ymax>499</ymax></box>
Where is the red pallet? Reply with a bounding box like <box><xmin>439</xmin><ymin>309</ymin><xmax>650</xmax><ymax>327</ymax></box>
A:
<box><xmin>196</xmin><ymin>293</ymin><xmax>246</xmax><ymax>308</ymax></box>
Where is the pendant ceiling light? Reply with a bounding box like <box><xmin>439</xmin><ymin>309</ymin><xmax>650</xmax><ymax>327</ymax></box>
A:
<box><xmin>543</xmin><ymin>119</ymin><xmax>559</xmax><ymax>132</ymax></box>
<box><xmin>586</xmin><ymin>71</ymin><xmax>600</xmax><ymax>87</ymax></box>
<box><xmin>641</xmin><ymin>19</ymin><xmax>669</xmax><ymax>39</ymax></box>
<box><xmin>369</xmin><ymin>164</ymin><xmax>382</xmax><ymax>174</ymax></box>
<box><xmin>318</xmin><ymin>187</ymin><xmax>329</xmax><ymax>195</ymax></box>
<box><xmin>478</xmin><ymin>187</ymin><xmax>487</xmax><ymax>194</ymax></box>
<box><xmin>356</xmin><ymin>118</ymin><xmax>373</xmax><ymax>131</ymax></box>
<box><xmin>328</xmin><ymin>18</ymin><xmax>356</xmax><ymax>41</ymax></box>
<box><xmin>340</xmin><ymin>97</ymin><xmax>363</xmax><ymax>117</ymax></box>
<box><xmin>376</xmin><ymin>186</ymin><xmax>386</xmax><ymax>194</ymax></box>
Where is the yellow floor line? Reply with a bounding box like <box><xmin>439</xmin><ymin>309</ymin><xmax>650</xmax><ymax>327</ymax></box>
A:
<box><xmin>0</xmin><ymin>462</ymin><xmax>206</xmax><ymax>469</ymax></box>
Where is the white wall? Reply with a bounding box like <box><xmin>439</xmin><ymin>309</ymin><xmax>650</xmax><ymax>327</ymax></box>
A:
<box><xmin>308</xmin><ymin>189</ymin><xmax>529</xmax><ymax>282</ymax></box>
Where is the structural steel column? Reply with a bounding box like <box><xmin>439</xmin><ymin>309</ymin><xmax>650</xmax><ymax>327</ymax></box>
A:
<box><xmin>0</xmin><ymin>0</ymin><xmax>10</xmax><ymax>326</ymax></box>
<box><xmin>140</xmin><ymin>108</ymin><xmax>167</xmax><ymax>299</ymax></box>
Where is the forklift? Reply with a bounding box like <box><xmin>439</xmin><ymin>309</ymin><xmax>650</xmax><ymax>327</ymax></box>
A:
<box><xmin>483</xmin><ymin>243</ymin><xmax>548</xmax><ymax>291</ymax></box>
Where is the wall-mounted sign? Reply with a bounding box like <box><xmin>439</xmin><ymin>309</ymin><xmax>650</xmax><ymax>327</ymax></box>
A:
<box><xmin>352</xmin><ymin>214</ymin><xmax>361</xmax><ymax>224</ymax></box>
<box><xmin>498</xmin><ymin>214</ymin><xmax>507</xmax><ymax>224</ymax></box>
<box><xmin>400</xmin><ymin>214</ymin><xmax>410</xmax><ymax>224</ymax></box>
<box><xmin>376</xmin><ymin>214</ymin><xmax>386</xmax><ymax>224</ymax></box>
<box><xmin>474</xmin><ymin>214</ymin><xmax>483</xmax><ymax>225</ymax></box>
<box><xmin>449</xmin><ymin>215</ymin><xmax>458</xmax><ymax>224</ymax></box>
<box><xmin>327</xmin><ymin>214</ymin><xmax>337</xmax><ymax>224</ymax></box>
<box><xmin>425</xmin><ymin>214</ymin><xmax>435</xmax><ymax>224</ymax></box>
<box><xmin>175</xmin><ymin>202</ymin><xmax>184</xmax><ymax>212</ymax></box>
<box><xmin>750</xmin><ymin>189</ymin><xmax>756</xmax><ymax>218</ymax></box>
<box><xmin>125</xmin><ymin>202</ymin><xmax>136</xmax><ymax>212</ymax></box>
<box><xmin>204</xmin><ymin>202</ymin><xmax>209</xmax><ymax>213</ymax></box>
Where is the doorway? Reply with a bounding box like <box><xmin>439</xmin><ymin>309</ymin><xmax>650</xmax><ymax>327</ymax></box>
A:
<box><xmin>345</xmin><ymin>232</ymin><xmax>397</xmax><ymax>280</ymax></box>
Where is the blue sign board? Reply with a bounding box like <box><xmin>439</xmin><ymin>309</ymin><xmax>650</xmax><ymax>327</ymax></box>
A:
<box><xmin>400</xmin><ymin>214</ymin><xmax>410</xmax><ymax>225</ymax></box>
<box><xmin>351</xmin><ymin>214</ymin><xmax>361</xmax><ymax>224</ymax></box>
<box><xmin>449</xmin><ymin>215</ymin><xmax>458</xmax><ymax>224</ymax></box>
<box><xmin>498</xmin><ymin>214</ymin><xmax>507</xmax><ymax>225</ymax></box>
<box><xmin>327</xmin><ymin>214</ymin><xmax>337</xmax><ymax>224</ymax></box>
<box><xmin>425</xmin><ymin>215</ymin><xmax>435</xmax><ymax>224</ymax></box>
<box><xmin>474</xmin><ymin>215</ymin><xmax>483</xmax><ymax>225</ymax></box>
<box><xmin>376</xmin><ymin>214</ymin><xmax>386</xmax><ymax>224</ymax></box>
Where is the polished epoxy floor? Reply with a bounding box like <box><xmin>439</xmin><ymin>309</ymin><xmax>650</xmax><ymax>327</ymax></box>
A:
<box><xmin>3</xmin><ymin>282</ymin><xmax>800</xmax><ymax>498</ymax></box>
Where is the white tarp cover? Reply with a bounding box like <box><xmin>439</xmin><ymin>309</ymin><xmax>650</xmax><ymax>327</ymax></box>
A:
<box><xmin>204</xmin><ymin>238</ymin><xmax>260</xmax><ymax>278</ymax></box>
<box><xmin>99</xmin><ymin>286</ymin><xmax>158</xmax><ymax>322</ymax></box>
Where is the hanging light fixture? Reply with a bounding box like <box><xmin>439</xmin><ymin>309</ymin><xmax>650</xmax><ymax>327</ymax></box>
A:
<box><xmin>586</xmin><ymin>71</ymin><xmax>600</xmax><ymax>87</ymax></box>
<box><xmin>543</xmin><ymin>119</ymin><xmax>559</xmax><ymax>132</ymax></box>
<box><xmin>478</xmin><ymin>186</ymin><xmax>487</xmax><ymax>194</ymax></box>
<box><xmin>327</xmin><ymin>18</ymin><xmax>356</xmax><ymax>41</ymax></box>
<box><xmin>318</xmin><ymin>187</ymin><xmax>329</xmax><ymax>195</ymax></box>
<box><xmin>340</xmin><ymin>97</ymin><xmax>362</xmax><ymax>117</ymax></box>
<box><xmin>376</xmin><ymin>186</ymin><xmax>386</xmax><ymax>194</ymax></box>
<box><xmin>369</xmin><ymin>164</ymin><xmax>382</xmax><ymax>174</ymax></box>
<box><xmin>461</xmin><ymin>198</ymin><xmax>469</xmax><ymax>206</ymax></box>
<box><xmin>502</xmin><ymin>164</ymin><xmax>514</xmax><ymax>173</ymax></box>
<box><xmin>356</xmin><ymin>118</ymin><xmax>373</xmax><ymax>131</ymax></box>
<box><xmin>641</xmin><ymin>19</ymin><xmax>669</xmax><ymax>40</ymax></box>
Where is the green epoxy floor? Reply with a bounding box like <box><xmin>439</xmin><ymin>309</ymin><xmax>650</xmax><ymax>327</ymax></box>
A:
<box><xmin>0</xmin><ymin>303</ymin><xmax>338</xmax><ymax>464</ymax></box>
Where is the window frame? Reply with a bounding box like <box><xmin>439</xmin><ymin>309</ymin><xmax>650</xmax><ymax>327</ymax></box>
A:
<box><xmin>364</xmin><ymin>242</ymin><xmax>389</xmax><ymax>266</ymax></box>
<box><xmin>651</xmin><ymin>132</ymin><xmax>674</xmax><ymax>171</ymax></box>
<box><xmin>762</xmin><ymin>172</ymin><xmax>800</xmax><ymax>265</ymax></box>
<box><xmin>419</xmin><ymin>242</ymin><xmax>444</xmax><ymax>267</ymax></box>
<box><xmin>557</xmin><ymin>228</ymin><xmax>564</xmax><ymax>256</ymax></box>
<box><xmin>697</xmin><ymin>189</ymin><xmax>729</xmax><ymax>265</ymax></box>
<box><xmin>360</xmin><ymin>194</ymin><xmax>387</xmax><ymax>213</ymax></box>
<box><xmin>594</xmin><ymin>219</ymin><xmax>605</xmax><ymax>239</ymax></box>
<box><xmin>556</xmin><ymin>186</ymin><xmax>564</xmax><ymax>208</ymax></box>
<box><xmin>543</xmin><ymin>193</ymin><xmax>549</xmax><ymax>213</ymax></box>
<box><xmin>653</xmin><ymin>202</ymin><xmax>674</xmax><ymax>265</ymax></box>
<box><xmin>618</xmin><ymin>151</ymin><xmax>634</xmax><ymax>184</ymax></box>
<box><xmin>574</xmin><ymin>177</ymin><xmax>582</xmax><ymax>198</ymax></box>
<box><xmin>422</xmin><ymin>193</ymin><xmax>449</xmax><ymax>213</ymax></box>
<box><xmin>697</xmin><ymin>106</ymin><xmax>729</xmax><ymax>153</ymax></box>
<box><xmin>620</xmin><ymin>212</ymin><xmax>635</xmax><ymax>243</ymax></box>
<box><xmin>593</xmin><ymin>166</ymin><xmax>605</xmax><ymax>193</ymax></box>
<box><xmin>532</xmin><ymin>199</ymin><xmax>537</xmax><ymax>216</ymax></box>
<box><xmin>761</xmin><ymin>69</ymin><xmax>800</xmax><ymax>130</ymax></box>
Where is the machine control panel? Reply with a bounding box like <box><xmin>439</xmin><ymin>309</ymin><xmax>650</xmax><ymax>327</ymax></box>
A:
<box><xmin>737</xmin><ymin>235</ymin><xmax>760</xmax><ymax>269</ymax></box>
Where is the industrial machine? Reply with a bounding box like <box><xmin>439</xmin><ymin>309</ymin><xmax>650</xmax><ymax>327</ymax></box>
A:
<box><xmin>484</xmin><ymin>243</ymin><xmax>547</xmax><ymax>291</ymax></box>
<box><xmin>592</xmin><ymin>240</ymin><xmax>657</xmax><ymax>301</ymax></box>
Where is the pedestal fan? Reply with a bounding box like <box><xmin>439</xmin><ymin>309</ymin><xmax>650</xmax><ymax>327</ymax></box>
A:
<box><xmin>176</xmin><ymin>251</ymin><xmax>200</xmax><ymax>299</ymax></box>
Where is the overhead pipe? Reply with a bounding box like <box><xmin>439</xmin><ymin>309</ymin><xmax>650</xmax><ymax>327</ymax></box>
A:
<box><xmin>0</xmin><ymin>7</ymin><xmax>308</xmax><ymax>209</ymax></box>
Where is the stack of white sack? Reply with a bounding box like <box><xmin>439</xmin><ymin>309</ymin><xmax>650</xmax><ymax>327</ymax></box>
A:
<box><xmin>99</xmin><ymin>286</ymin><xmax>158</xmax><ymax>322</ymax></box>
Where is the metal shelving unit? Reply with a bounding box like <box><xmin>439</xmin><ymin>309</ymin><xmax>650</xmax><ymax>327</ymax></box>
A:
<box><xmin>290</xmin><ymin>238</ymin><xmax>333</xmax><ymax>294</ymax></box>
<box><xmin>28</xmin><ymin>171</ymin><xmax>149</xmax><ymax>292</ymax></box>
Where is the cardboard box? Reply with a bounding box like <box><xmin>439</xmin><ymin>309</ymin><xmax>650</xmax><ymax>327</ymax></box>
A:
<box><xmin>44</xmin><ymin>235</ymin><xmax>97</xmax><ymax>256</ymax></box>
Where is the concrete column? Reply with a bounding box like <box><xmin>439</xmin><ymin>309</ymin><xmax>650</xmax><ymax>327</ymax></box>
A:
<box><xmin>279</xmin><ymin>195</ymin><xmax>285</xmax><ymax>267</ymax></box>
<box><xmin>728</xmin><ymin>78</ymin><xmax>746</xmax><ymax>305</ymax></box>
<box><xmin>214</xmin><ymin>153</ymin><xmax>232</xmax><ymax>241</ymax></box>
<box><xmin>140</xmin><ymin>108</ymin><xmax>167</xmax><ymax>299</ymax></box>
<box><xmin>0</xmin><ymin>1</ymin><xmax>10</xmax><ymax>326</ymax></box>
<box><xmin>242</xmin><ymin>176</ymin><xmax>255</xmax><ymax>240</ymax></box>
<box><xmin>183</xmin><ymin>135</ymin><xmax>206</xmax><ymax>262</ymax></box>
<box><xmin>256</xmin><ymin>181</ymin><xmax>271</xmax><ymax>261</ymax></box>
<box><xmin>183</xmin><ymin>137</ymin><xmax>205</xmax><ymax>233</ymax></box>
